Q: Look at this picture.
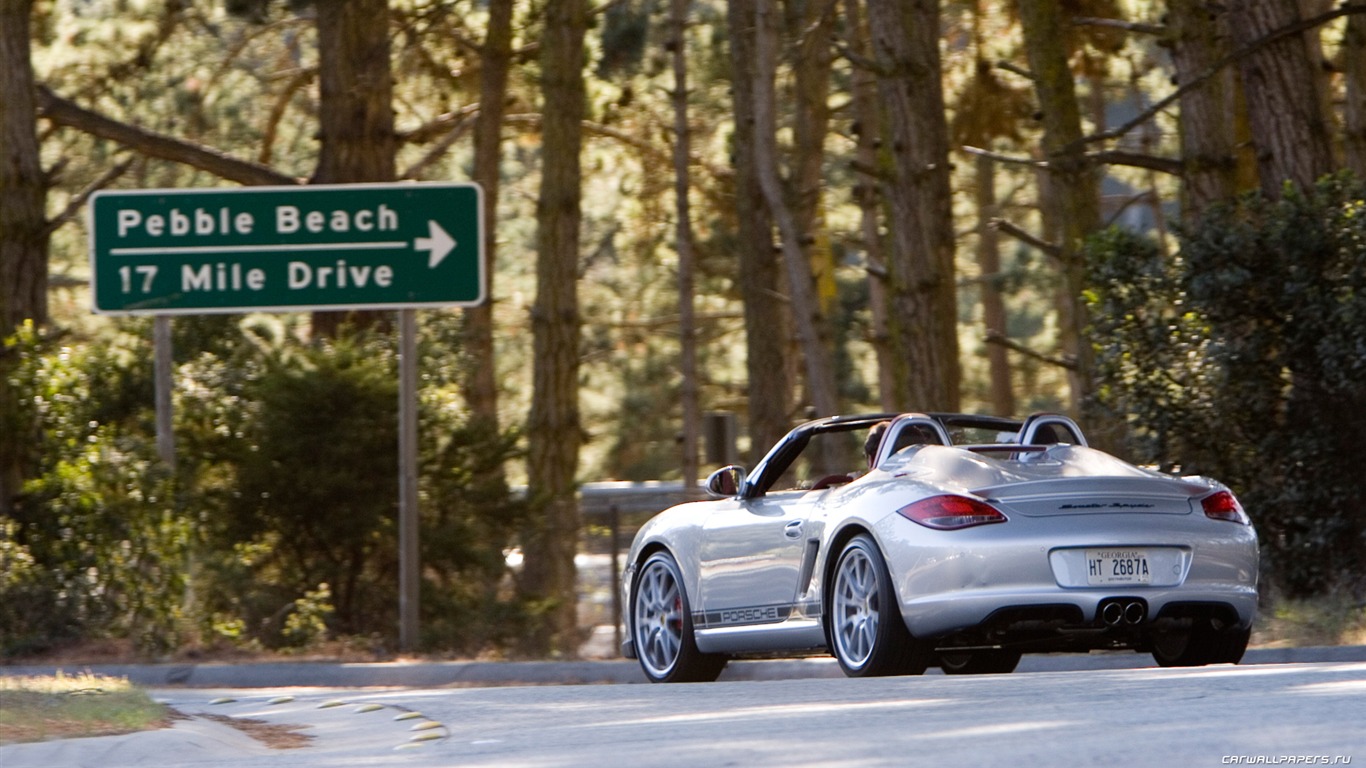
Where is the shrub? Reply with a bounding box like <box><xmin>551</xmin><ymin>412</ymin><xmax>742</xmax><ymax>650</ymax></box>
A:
<box><xmin>1087</xmin><ymin>174</ymin><xmax>1366</xmax><ymax>597</ymax></box>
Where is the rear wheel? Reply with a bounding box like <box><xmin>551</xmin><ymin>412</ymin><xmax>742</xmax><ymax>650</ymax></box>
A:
<box><xmin>829</xmin><ymin>534</ymin><xmax>931</xmax><ymax>677</ymax></box>
<box><xmin>939</xmin><ymin>649</ymin><xmax>1023</xmax><ymax>675</ymax></box>
<box><xmin>1151</xmin><ymin>620</ymin><xmax>1251</xmax><ymax>667</ymax></box>
<box><xmin>631</xmin><ymin>551</ymin><xmax>727</xmax><ymax>683</ymax></box>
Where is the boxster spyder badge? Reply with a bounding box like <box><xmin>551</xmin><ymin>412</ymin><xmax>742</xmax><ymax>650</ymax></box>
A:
<box><xmin>621</xmin><ymin>412</ymin><xmax>1258</xmax><ymax>683</ymax></box>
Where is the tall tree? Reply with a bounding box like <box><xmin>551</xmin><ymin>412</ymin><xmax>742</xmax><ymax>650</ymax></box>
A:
<box><xmin>1344</xmin><ymin>0</ymin><xmax>1366</xmax><ymax>176</ymax></box>
<box><xmin>1015</xmin><ymin>0</ymin><xmax>1102</xmax><ymax>422</ymax></box>
<box><xmin>1166</xmin><ymin>0</ymin><xmax>1242</xmax><ymax>215</ymax></box>
<box><xmin>310</xmin><ymin>0</ymin><xmax>398</xmax><ymax>337</ymax></box>
<box><xmin>728</xmin><ymin>0</ymin><xmax>793</xmax><ymax>457</ymax></box>
<box><xmin>670</xmin><ymin>0</ymin><xmax>701</xmax><ymax>487</ymax></box>
<box><xmin>952</xmin><ymin>1</ymin><xmax>1033</xmax><ymax>418</ymax></box>
<box><xmin>1228</xmin><ymin>0</ymin><xmax>1335</xmax><ymax>196</ymax></box>
<box><xmin>524</xmin><ymin>0</ymin><xmax>588</xmax><ymax>655</ymax></box>
<box><xmin>753</xmin><ymin>0</ymin><xmax>841</xmax><ymax>422</ymax></box>
<box><xmin>784</xmin><ymin>0</ymin><xmax>837</xmax><ymax>323</ymax></box>
<box><xmin>975</xmin><ymin>154</ymin><xmax>1014</xmax><ymax>417</ymax></box>
<box><xmin>845</xmin><ymin>0</ymin><xmax>895</xmax><ymax>410</ymax></box>
<box><xmin>464</xmin><ymin>0</ymin><xmax>514</xmax><ymax>431</ymax></box>
<box><xmin>866</xmin><ymin>0</ymin><xmax>959</xmax><ymax>411</ymax></box>
<box><xmin>0</xmin><ymin>0</ymin><xmax>46</xmax><ymax>522</ymax></box>
<box><xmin>0</xmin><ymin>0</ymin><xmax>46</xmax><ymax>334</ymax></box>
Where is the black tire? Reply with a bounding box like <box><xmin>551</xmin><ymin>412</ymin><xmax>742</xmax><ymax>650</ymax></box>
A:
<box><xmin>939</xmin><ymin>649</ymin><xmax>1023</xmax><ymax>675</ymax></box>
<box><xmin>630</xmin><ymin>551</ymin><xmax>727</xmax><ymax>683</ymax></box>
<box><xmin>828</xmin><ymin>534</ymin><xmax>931</xmax><ymax>677</ymax></box>
<box><xmin>1151</xmin><ymin>620</ymin><xmax>1251</xmax><ymax>667</ymax></box>
<box><xmin>1208</xmin><ymin>625</ymin><xmax>1251</xmax><ymax>665</ymax></box>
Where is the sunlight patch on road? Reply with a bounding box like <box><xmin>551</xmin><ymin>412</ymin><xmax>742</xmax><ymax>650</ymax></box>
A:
<box><xmin>912</xmin><ymin>720</ymin><xmax>1082</xmax><ymax>739</ymax></box>
<box><xmin>584</xmin><ymin>698</ymin><xmax>949</xmax><ymax>727</ymax></box>
<box><xmin>1287</xmin><ymin>678</ymin><xmax>1366</xmax><ymax>696</ymax></box>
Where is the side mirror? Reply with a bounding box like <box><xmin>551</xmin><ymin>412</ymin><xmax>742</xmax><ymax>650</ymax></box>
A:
<box><xmin>705</xmin><ymin>465</ymin><xmax>748</xmax><ymax>498</ymax></box>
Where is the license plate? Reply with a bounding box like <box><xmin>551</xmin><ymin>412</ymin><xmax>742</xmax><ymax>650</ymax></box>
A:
<box><xmin>1085</xmin><ymin>548</ymin><xmax>1152</xmax><ymax>585</ymax></box>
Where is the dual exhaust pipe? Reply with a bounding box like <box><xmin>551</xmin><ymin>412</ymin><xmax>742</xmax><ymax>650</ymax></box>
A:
<box><xmin>1099</xmin><ymin>598</ymin><xmax>1147</xmax><ymax>627</ymax></box>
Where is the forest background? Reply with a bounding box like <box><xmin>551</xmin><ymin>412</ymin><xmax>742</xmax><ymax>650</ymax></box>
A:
<box><xmin>2</xmin><ymin>0</ymin><xmax>1365</xmax><ymax>660</ymax></box>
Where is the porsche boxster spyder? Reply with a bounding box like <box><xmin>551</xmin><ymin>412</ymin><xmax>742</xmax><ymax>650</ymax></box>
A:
<box><xmin>621</xmin><ymin>412</ymin><xmax>1259</xmax><ymax>682</ymax></box>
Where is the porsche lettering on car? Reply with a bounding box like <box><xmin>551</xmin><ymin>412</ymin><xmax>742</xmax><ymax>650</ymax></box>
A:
<box><xmin>620</xmin><ymin>412</ymin><xmax>1259</xmax><ymax>683</ymax></box>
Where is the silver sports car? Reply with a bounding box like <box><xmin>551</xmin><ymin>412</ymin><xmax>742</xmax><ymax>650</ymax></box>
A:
<box><xmin>621</xmin><ymin>412</ymin><xmax>1259</xmax><ymax>682</ymax></box>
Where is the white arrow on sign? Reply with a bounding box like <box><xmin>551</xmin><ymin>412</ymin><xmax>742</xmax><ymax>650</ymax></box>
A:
<box><xmin>414</xmin><ymin>220</ymin><xmax>456</xmax><ymax>268</ymax></box>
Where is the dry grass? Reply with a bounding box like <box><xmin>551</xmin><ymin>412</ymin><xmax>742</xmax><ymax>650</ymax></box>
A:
<box><xmin>0</xmin><ymin>672</ymin><xmax>170</xmax><ymax>745</ymax></box>
<box><xmin>1251</xmin><ymin>593</ymin><xmax>1366</xmax><ymax>649</ymax></box>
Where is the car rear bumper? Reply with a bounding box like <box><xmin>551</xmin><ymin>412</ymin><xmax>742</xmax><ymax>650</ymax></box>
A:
<box><xmin>899</xmin><ymin>586</ymin><xmax>1258</xmax><ymax>652</ymax></box>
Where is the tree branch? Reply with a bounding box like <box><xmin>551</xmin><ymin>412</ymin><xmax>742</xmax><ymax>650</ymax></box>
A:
<box><xmin>1089</xmin><ymin>150</ymin><xmax>1183</xmax><ymax>176</ymax></box>
<box><xmin>504</xmin><ymin>112</ymin><xmax>734</xmax><ymax>183</ymax></box>
<box><xmin>994</xmin><ymin>59</ymin><xmax>1035</xmax><ymax>82</ymax></box>
<box><xmin>962</xmin><ymin>146</ymin><xmax>1182</xmax><ymax>176</ymax></box>
<box><xmin>1072</xmin><ymin>16</ymin><xmax>1164</xmax><ymax>36</ymax></box>
<box><xmin>848</xmin><ymin>158</ymin><xmax>890</xmax><ymax>183</ymax></box>
<box><xmin>36</xmin><ymin>86</ymin><xmax>301</xmax><ymax>187</ymax></box>
<box><xmin>961</xmin><ymin>144</ymin><xmax>1045</xmax><ymax>169</ymax></box>
<box><xmin>984</xmin><ymin>330</ymin><xmax>1076</xmax><ymax>370</ymax></box>
<box><xmin>259</xmin><ymin>68</ymin><xmax>316</xmax><ymax>165</ymax></box>
<box><xmin>402</xmin><ymin>112</ymin><xmax>478</xmax><ymax>179</ymax></box>
<box><xmin>1070</xmin><ymin>4</ymin><xmax>1366</xmax><ymax>152</ymax></box>
<box><xmin>991</xmin><ymin>217</ymin><xmax>1062</xmax><ymax>260</ymax></box>
<box><xmin>43</xmin><ymin>157</ymin><xmax>135</xmax><ymax>237</ymax></box>
<box><xmin>398</xmin><ymin>103</ymin><xmax>480</xmax><ymax>144</ymax></box>
<box><xmin>1104</xmin><ymin>190</ymin><xmax>1159</xmax><ymax>228</ymax></box>
<box><xmin>831</xmin><ymin>36</ymin><xmax>892</xmax><ymax>76</ymax></box>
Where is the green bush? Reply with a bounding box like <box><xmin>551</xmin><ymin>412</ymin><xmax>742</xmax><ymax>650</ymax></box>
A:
<box><xmin>3</xmin><ymin>316</ymin><xmax>532</xmax><ymax>658</ymax></box>
<box><xmin>1</xmin><ymin>325</ymin><xmax>188</xmax><ymax>657</ymax></box>
<box><xmin>184</xmin><ymin>320</ymin><xmax>531</xmax><ymax>653</ymax></box>
<box><xmin>1087</xmin><ymin>173</ymin><xmax>1366</xmax><ymax>597</ymax></box>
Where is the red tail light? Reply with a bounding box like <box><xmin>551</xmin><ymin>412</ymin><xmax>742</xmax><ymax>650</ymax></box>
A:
<box><xmin>1201</xmin><ymin>490</ymin><xmax>1250</xmax><ymax>524</ymax></box>
<box><xmin>898</xmin><ymin>495</ymin><xmax>1007</xmax><ymax>530</ymax></box>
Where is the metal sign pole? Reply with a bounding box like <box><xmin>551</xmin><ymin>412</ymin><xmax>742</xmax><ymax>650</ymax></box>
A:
<box><xmin>153</xmin><ymin>315</ymin><xmax>175</xmax><ymax>469</ymax></box>
<box><xmin>398</xmin><ymin>308</ymin><xmax>420</xmax><ymax>652</ymax></box>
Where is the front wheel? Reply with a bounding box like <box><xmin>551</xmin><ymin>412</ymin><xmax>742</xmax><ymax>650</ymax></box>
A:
<box><xmin>828</xmin><ymin>534</ymin><xmax>931</xmax><ymax>677</ymax></box>
<box><xmin>631</xmin><ymin>551</ymin><xmax>727</xmax><ymax>683</ymax></box>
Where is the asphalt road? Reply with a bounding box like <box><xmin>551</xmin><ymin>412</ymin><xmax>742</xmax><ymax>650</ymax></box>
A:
<box><xmin>3</xmin><ymin>654</ymin><xmax>1364</xmax><ymax>767</ymax></box>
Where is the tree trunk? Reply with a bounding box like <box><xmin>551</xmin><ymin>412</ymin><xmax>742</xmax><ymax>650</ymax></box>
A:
<box><xmin>1344</xmin><ymin>0</ymin><xmax>1366</xmax><ymax>177</ymax></box>
<box><xmin>670</xmin><ymin>0</ymin><xmax>701</xmax><ymax>488</ymax></box>
<box><xmin>1166</xmin><ymin>0</ymin><xmax>1240</xmax><ymax>216</ymax></box>
<box><xmin>310</xmin><ymin>0</ymin><xmax>397</xmax><ymax>337</ymax></box>
<box><xmin>523</xmin><ymin>0</ymin><xmax>587</xmax><ymax>655</ymax></box>
<box><xmin>753</xmin><ymin>0</ymin><xmax>841</xmax><ymax>423</ymax></box>
<box><xmin>1228</xmin><ymin>0</ymin><xmax>1336</xmax><ymax>197</ymax></box>
<box><xmin>1016</xmin><ymin>0</ymin><xmax>1102</xmax><ymax>428</ymax></box>
<box><xmin>727</xmin><ymin>0</ymin><xmax>792</xmax><ymax>459</ymax></box>
<box><xmin>464</xmin><ymin>0</ymin><xmax>513</xmax><ymax>432</ymax></box>
<box><xmin>976</xmin><ymin>155</ymin><xmax>1014</xmax><ymax>417</ymax></box>
<box><xmin>0</xmin><ymin>0</ymin><xmax>46</xmax><ymax>520</ymax></box>
<box><xmin>845</xmin><ymin>0</ymin><xmax>895</xmax><ymax>411</ymax></box>
<box><xmin>866</xmin><ymin>0</ymin><xmax>959</xmax><ymax>411</ymax></box>
<box><xmin>0</xmin><ymin>0</ymin><xmax>47</xmax><ymax>334</ymax></box>
<box><xmin>784</xmin><ymin>0</ymin><xmax>837</xmax><ymax>323</ymax></box>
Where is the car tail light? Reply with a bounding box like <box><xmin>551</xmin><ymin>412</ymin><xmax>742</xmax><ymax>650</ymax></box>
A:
<box><xmin>898</xmin><ymin>495</ymin><xmax>1007</xmax><ymax>530</ymax></box>
<box><xmin>1201</xmin><ymin>490</ymin><xmax>1250</xmax><ymax>525</ymax></box>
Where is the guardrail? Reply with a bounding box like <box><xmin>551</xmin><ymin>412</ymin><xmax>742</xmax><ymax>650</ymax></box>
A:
<box><xmin>579</xmin><ymin>481</ymin><xmax>707</xmax><ymax>653</ymax></box>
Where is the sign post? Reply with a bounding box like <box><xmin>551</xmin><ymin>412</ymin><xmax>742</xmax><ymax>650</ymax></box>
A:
<box><xmin>91</xmin><ymin>182</ymin><xmax>485</xmax><ymax>653</ymax></box>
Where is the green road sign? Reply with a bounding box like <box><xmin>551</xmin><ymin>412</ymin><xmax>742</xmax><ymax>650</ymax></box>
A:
<box><xmin>90</xmin><ymin>182</ymin><xmax>483</xmax><ymax>314</ymax></box>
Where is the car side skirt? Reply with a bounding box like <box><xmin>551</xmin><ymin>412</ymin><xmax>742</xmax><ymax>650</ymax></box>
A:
<box><xmin>693</xmin><ymin>602</ymin><xmax>826</xmax><ymax>654</ymax></box>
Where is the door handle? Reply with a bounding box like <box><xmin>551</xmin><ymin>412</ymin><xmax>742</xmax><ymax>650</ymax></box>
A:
<box><xmin>784</xmin><ymin>520</ymin><xmax>804</xmax><ymax>539</ymax></box>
